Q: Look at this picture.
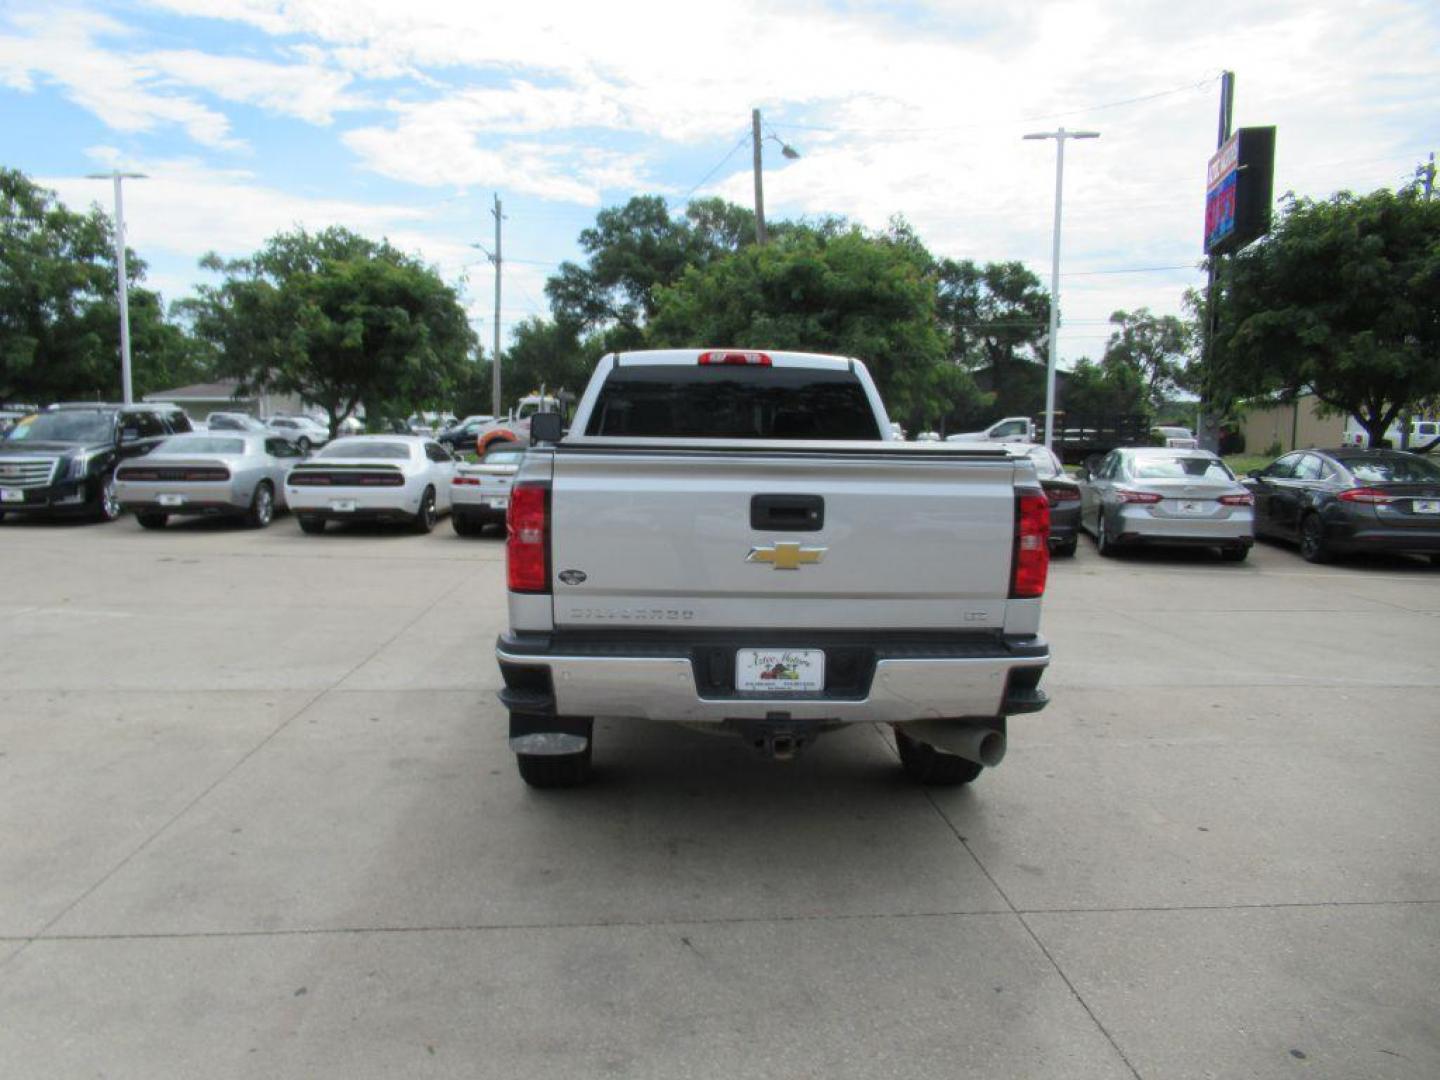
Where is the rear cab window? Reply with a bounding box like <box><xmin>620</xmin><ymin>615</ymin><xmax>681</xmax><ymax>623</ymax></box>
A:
<box><xmin>585</xmin><ymin>364</ymin><xmax>882</xmax><ymax>440</ymax></box>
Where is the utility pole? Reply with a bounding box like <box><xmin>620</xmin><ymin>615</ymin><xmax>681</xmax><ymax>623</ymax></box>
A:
<box><xmin>85</xmin><ymin>170</ymin><xmax>146</xmax><ymax>404</ymax></box>
<box><xmin>1023</xmin><ymin>127</ymin><xmax>1100</xmax><ymax>451</ymax></box>
<box><xmin>490</xmin><ymin>194</ymin><xmax>503</xmax><ymax>418</ymax></box>
<box><xmin>752</xmin><ymin>109</ymin><xmax>767</xmax><ymax>245</ymax></box>
<box><xmin>1400</xmin><ymin>153</ymin><xmax>1433</xmax><ymax>449</ymax></box>
<box><xmin>1199</xmin><ymin>71</ymin><xmax>1235</xmax><ymax>453</ymax></box>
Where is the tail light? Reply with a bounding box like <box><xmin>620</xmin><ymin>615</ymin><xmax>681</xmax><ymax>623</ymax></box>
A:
<box><xmin>1339</xmin><ymin>487</ymin><xmax>1395</xmax><ymax>504</ymax></box>
<box><xmin>1115</xmin><ymin>488</ymin><xmax>1163</xmax><ymax>504</ymax></box>
<box><xmin>1218</xmin><ymin>493</ymin><xmax>1254</xmax><ymax>506</ymax></box>
<box><xmin>1045</xmin><ymin>485</ymin><xmax>1080</xmax><ymax>504</ymax></box>
<box><xmin>698</xmin><ymin>350</ymin><xmax>771</xmax><ymax>366</ymax></box>
<box><xmin>453</xmin><ymin>476</ymin><xmax>480</xmax><ymax>486</ymax></box>
<box><xmin>1010</xmin><ymin>490</ymin><xmax>1050</xmax><ymax>599</ymax></box>
<box><xmin>507</xmin><ymin>484</ymin><xmax>550</xmax><ymax>593</ymax></box>
<box><xmin>184</xmin><ymin>468</ymin><xmax>230</xmax><ymax>482</ymax></box>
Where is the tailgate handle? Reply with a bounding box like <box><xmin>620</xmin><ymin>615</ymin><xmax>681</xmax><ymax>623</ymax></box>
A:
<box><xmin>751</xmin><ymin>494</ymin><xmax>824</xmax><ymax>531</ymax></box>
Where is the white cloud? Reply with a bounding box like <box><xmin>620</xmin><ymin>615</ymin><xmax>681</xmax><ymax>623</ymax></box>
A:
<box><xmin>0</xmin><ymin>9</ymin><xmax>242</xmax><ymax>149</ymax></box>
<box><xmin>143</xmin><ymin>50</ymin><xmax>364</xmax><ymax>125</ymax></box>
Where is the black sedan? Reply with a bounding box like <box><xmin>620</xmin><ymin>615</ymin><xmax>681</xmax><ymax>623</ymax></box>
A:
<box><xmin>998</xmin><ymin>442</ymin><xmax>1079</xmax><ymax>556</ymax></box>
<box><xmin>1243</xmin><ymin>449</ymin><xmax>1440</xmax><ymax>564</ymax></box>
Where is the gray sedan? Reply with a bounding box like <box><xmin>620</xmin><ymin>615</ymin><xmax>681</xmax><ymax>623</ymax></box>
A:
<box><xmin>1078</xmin><ymin>447</ymin><xmax>1254</xmax><ymax>561</ymax></box>
<box><xmin>115</xmin><ymin>432</ymin><xmax>303</xmax><ymax>529</ymax></box>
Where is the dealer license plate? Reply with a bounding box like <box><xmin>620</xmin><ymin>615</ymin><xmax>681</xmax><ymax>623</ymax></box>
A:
<box><xmin>1414</xmin><ymin>500</ymin><xmax>1440</xmax><ymax>514</ymax></box>
<box><xmin>158</xmin><ymin>493</ymin><xmax>186</xmax><ymax>507</ymax></box>
<box><xmin>0</xmin><ymin>488</ymin><xmax>23</xmax><ymax>503</ymax></box>
<box><xmin>486</xmin><ymin>496</ymin><xmax>509</xmax><ymax>508</ymax></box>
<box><xmin>329</xmin><ymin>499</ymin><xmax>357</xmax><ymax>512</ymax></box>
<box><xmin>736</xmin><ymin>648</ymin><xmax>825</xmax><ymax>693</ymax></box>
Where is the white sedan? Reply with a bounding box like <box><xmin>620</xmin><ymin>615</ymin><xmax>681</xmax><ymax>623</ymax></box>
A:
<box><xmin>285</xmin><ymin>436</ymin><xmax>456</xmax><ymax>534</ymax></box>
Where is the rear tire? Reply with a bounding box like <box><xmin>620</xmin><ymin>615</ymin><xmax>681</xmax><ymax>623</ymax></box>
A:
<box><xmin>1220</xmin><ymin>545</ymin><xmax>1249</xmax><ymax>562</ymax></box>
<box><xmin>516</xmin><ymin>721</ymin><xmax>594</xmax><ymax>789</ymax></box>
<box><xmin>136</xmin><ymin>511</ymin><xmax>168</xmax><ymax>530</ymax></box>
<box><xmin>245</xmin><ymin>481</ymin><xmax>275</xmax><ymax>528</ymax></box>
<box><xmin>1299</xmin><ymin>513</ymin><xmax>1331</xmax><ymax>564</ymax></box>
<box><xmin>1053</xmin><ymin>537</ymin><xmax>1078</xmax><ymax>558</ymax></box>
<box><xmin>452</xmin><ymin>512</ymin><xmax>483</xmax><ymax>537</ymax></box>
<box><xmin>297</xmin><ymin>515</ymin><xmax>326</xmax><ymax>535</ymax></box>
<box><xmin>296</xmin><ymin>437</ymin><xmax>311</xmax><ymax>455</ymax></box>
<box><xmin>412</xmin><ymin>486</ymin><xmax>437</xmax><ymax>534</ymax></box>
<box><xmin>894</xmin><ymin>728</ymin><xmax>984</xmax><ymax>786</ymax></box>
<box><xmin>1095</xmin><ymin>513</ymin><xmax>1118</xmax><ymax>558</ymax></box>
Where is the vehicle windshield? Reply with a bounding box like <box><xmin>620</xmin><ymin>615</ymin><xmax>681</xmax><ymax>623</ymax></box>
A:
<box><xmin>317</xmin><ymin>440</ymin><xmax>410</xmax><ymax>460</ymax></box>
<box><xmin>1132</xmin><ymin>455</ymin><xmax>1235</xmax><ymax>481</ymax></box>
<box><xmin>483</xmin><ymin>449</ymin><xmax>524</xmax><ymax>465</ymax></box>
<box><xmin>154</xmin><ymin>436</ymin><xmax>246</xmax><ymax>455</ymax></box>
<box><xmin>1341</xmin><ymin>455</ymin><xmax>1440</xmax><ymax>484</ymax></box>
<box><xmin>208</xmin><ymin>414</ymin><xmax>265</xmax><ymax>431</ymax></box>
<box><xmin>4</xmin><ymin>411</ymin><xmax>113</xmax><ymax>443</ymax></box>
<box><xmin>1026</xmin><ymin>448</ymin><xmax>1061</xmax><ymax>478</ymax></box>
<box><xmin>586</xmin><ymin>365</ymin><xmax>882</xmax><ymax>440</ymax></box>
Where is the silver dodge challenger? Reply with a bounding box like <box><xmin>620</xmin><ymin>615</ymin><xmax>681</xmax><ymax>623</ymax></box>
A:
<box><xmin>115</xmin><ymin>432</ymin><xmax>303</xmax><ymax>529</ymax></box>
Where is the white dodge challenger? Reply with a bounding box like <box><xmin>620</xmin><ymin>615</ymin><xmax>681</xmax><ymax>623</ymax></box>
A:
<box><xmin>285</xmin><ymin>435</ymin><xmax>456</xmax><ymax>534</ymax></box>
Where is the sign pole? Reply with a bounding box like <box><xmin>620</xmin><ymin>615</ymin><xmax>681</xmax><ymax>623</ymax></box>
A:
<box><xmin>1199</xmin><ymin>71</ymin><xmax>1235</xmax><ymax>453</ymax></box>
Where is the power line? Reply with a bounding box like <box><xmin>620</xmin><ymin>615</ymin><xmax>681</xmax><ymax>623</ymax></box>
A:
<box><xmin>678</xmin><ymin>131</ymin><xmax>752</xmax><ymax>200</ymax></box>
<box><xmin>775</xmin><ymin>74</ymin><xmax>1218</xmax><ymax>136</ymax></box>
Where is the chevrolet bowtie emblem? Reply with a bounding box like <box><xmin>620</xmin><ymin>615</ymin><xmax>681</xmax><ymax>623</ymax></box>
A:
<box><xmin>746</xmin><ymin>542</ymin><xmax>826</xmax><ymax>570</ymax></box>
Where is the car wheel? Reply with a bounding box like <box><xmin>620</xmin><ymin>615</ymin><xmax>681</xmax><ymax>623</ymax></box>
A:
<box><xmin>894</xmin><ymin>728</ymin><xmax>984</xmax><ymax>786</ymax></box>
<box><xmin>93</xmin><ymin>472</ymin><xmax>122</xmax><ymax>523</ymax></box>
<box><xmin>515</xmin><ymin>718</ymin><xmax>594</xmax><ymax>788</ymax></box>
<box><xmin>296</xmin><ymin>436</ymin><xmax>311</xmax><ymax>455</ymax></box>
<box><xmin>297</xmin><ymin>515</ymin><xmax>326</xmax><ymax>535</ymax></box>
<box><xmin>1095</xmin><ymin>512</ymin><xmax>1117</xmax><ymax>557</ymax></box>
<box><xmin>1220</xmin><ymin>545</ymin><xmax>1249</xmax><ymax>562</ymax></box>
<box><xmin>245</xmin><ymin>481</ymin><xmax>275</xmax><ymax>528</ymax></box>
<box><xmin>136</xmin><ymin>511</ymin><xmax>168</xmax><ymax>530</ymax></box>
<box><xmin>1299</xmin><ymin>513</ymin><xmax>1331</xmax><ymax>563</ymax></box>
<box><xmin>452</xmin><ymin>512</ymin><xmax>482</xmax><ymax>537</ymax></box>
<box><xmin>1054</xmin><ymin>538</ymin><xmax>1078</xmax><ymax>558</ymax></box>
<box><xmin>412</xmin><ymin>486</ymin><xmax>437</xmax><ymax>534</ymax></box>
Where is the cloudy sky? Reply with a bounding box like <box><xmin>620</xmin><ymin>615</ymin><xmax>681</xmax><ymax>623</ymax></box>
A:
<box><xmin>2</xmin><ymin>0</ymin><xmax>1436</xmax><ymax>365</ymax></box>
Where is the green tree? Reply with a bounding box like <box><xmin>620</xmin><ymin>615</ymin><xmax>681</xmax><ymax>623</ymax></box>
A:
<box><xmin>1</xmin><ymin>168</ymin><xmax>207</xmax><ymax>403</ymax></box>
<box><xmin>1101</xmin><ymin>307</ymin><xmax>1191</xmax><ymax>412</ymax></box>
<box><xmin>545</xmin><ymin>195</ymin><xmax>757</xmax><ymax>350</ymax></box>
<box><xmin>647</xmin><ymin>223</ymin><xmax>977</xmax><ymax>428</ymax></box>
<box><xmin>183</xmin><ymin>227</ymin><xmax>475</xmax><ymax>435</ymax></box>
<box><xmin>1208</xmin><ymin>188</ymin><xmax>1440</xmax><ymax>448</ymax></box>
<box><xmin>934</xmin><ymin>259</ymin><xmax>1049</xmax><ymax>424</ymax></box>
<box><xmin>1062</xmin><ymin>358</ymin><xmax>1147</xmax><ymax>420</ymax></box>
<box><xmin>503</xmin><ymin>316</ymin><xmax>596</xmax><ymax>404</ymax></box>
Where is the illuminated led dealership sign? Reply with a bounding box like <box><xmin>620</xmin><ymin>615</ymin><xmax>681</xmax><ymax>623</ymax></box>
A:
<box><xmin>1204</xmin><ymin>126</ymin><xmax>1276</xmax><ymax>256</ymax></box>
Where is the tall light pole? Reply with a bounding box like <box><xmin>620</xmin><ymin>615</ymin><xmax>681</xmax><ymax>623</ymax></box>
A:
<box><xmin>471</xmin><ymin>193</ymin><xmax>504</xmax><ymax>418</ymax></box>
<box><xmin>85</xmin><ymin>170</ymin><xmax>146</xmax><ymax>404</ymax></box>
<box><xmin>751</xmin><ymin>109</ymin><xmax>800</xmax><ymax>245</ymax></box>
<box><xmin>1022</xmin><ymin>128</ymin><xmax>1098</xmax><ymax>450</ymax></box>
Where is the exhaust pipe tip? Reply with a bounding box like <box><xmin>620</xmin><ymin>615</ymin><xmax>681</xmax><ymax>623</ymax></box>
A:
<box><xmin>975</xmin><ymin>730</ymin><xmax>1006</xmax><ymax>768</ymax></box>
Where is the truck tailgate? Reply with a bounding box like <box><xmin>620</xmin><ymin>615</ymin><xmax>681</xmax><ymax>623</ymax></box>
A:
<box><xmin>549</xmin><ymin>446</ymin><xmax>1019</xmax><ymax>631</ymax></box>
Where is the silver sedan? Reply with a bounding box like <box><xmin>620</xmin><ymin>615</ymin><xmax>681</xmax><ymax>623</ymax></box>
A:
<box><xmin>1078</xmin><ymin>447</ymin><xmax>1255</xmax><ymax>561</ymax></box>
<box><xmin>115</xmin><ymin>432</ymin><xmax>302</xmax><ymax>529</ymax></box>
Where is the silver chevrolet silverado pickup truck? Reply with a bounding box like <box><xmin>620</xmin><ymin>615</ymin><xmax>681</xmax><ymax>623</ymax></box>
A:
<box><xmin>495</xmin><ymin>348</ymin><xmax>1052</xmax><ymax>787</ymax></box>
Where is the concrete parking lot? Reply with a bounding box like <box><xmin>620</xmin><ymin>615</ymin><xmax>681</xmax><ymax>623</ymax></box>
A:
<box><xmin>0</xmin><ymin>515</ymin><xmax>1437</xmax><ymax>1079</ymax></box>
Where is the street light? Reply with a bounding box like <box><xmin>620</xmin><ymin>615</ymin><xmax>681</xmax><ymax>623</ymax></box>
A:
<box><xmin>1022</xmin><ymin>128</ymin><xmax>1099</xmax><ymax>451</ymax></box>
<box><xmin>85</xmin><ymin>170</ymin><xmax>147</xmax><ymax>404</ymax></box>
<box><xmin>751</xmin><ymin>109</ymin><xmax>801</xmax><ymax>244</ymax></box>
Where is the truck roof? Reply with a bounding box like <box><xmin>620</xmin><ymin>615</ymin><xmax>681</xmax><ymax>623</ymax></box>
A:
<box><xmin>610</xmin><ymin>349</ymin><xmax>854</xmax><ymax>371</ymax></box>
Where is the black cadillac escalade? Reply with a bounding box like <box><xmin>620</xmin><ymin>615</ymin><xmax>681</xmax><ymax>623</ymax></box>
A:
<box><xmin>0</xmin><ymin>403</ymin><xmax>191</xmax><ymax>522</ymax></box>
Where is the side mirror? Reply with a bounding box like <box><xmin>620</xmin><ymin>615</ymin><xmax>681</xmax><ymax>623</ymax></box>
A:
<box><xmin>530</xmin><ymin>411</ymin><xmax>563</xmax><ymax>444</ymax></box>
<box><xmin>119</xmin><ymin>427</ymin><xmax>140</xmax><ymax>445</ymax></box>
<box><xmin>1247</xmin><ymin>469</ymin><xmax>1265</xmax><ymax>479</ymax></box>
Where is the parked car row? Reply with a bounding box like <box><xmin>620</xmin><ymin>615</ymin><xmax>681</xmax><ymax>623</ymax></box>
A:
<box><xmin>1074</xmin><ymin>445</ymin><xmax>1440</xmax><ymax>565</ymax></box>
